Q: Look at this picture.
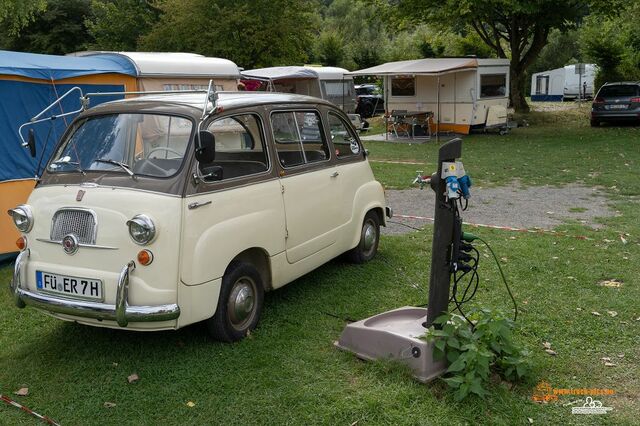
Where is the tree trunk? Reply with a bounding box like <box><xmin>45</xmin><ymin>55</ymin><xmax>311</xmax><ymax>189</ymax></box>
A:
<box><xmin>510</xmin><ymin>66</ymin><xmax>530</xmax><ymax>113</ymax></box>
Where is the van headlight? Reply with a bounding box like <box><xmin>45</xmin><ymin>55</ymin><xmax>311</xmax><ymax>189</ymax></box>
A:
<box><xmin>126</xmin><ymin>214</ymin><xmax>156</xmax><ymax>245</ymax></box>
<box><xmin>7</xmin><ymin>205</ymin><xmax>34</xmax><ymax>233</ymax></box>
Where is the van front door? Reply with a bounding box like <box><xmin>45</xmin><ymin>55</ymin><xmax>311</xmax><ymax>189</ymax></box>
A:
<box><xmin>271</xmin><ymin>110</ymin><xmax>341</xmax><ymax>264</ymax></box>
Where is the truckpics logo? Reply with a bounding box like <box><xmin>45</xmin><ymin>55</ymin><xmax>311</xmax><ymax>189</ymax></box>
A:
<box><xmin>572</xmin><ymin>397</ymin><xmax>613</xmax><ymax>415</ymax></box>
<box><xmin>532</xmin><ymin>381</ymin><xmax>615</xmax><ymax>415</ymax></box>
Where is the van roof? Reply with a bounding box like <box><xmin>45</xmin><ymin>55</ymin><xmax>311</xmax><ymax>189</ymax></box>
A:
<box><xmin>85</xmin><ymin>91</ymin><xmax>335</xmax><ymax>117</ymax></box>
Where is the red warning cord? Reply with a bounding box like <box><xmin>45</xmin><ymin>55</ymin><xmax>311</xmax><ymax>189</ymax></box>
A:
<box><xmin>0</xmin><ymin>393</ymin><xmax>60</xmax><ymax>426</ymax></box>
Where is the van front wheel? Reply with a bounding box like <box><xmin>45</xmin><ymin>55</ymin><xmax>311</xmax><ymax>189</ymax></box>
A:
<box><xmin>207</xmin><ymin>261</ymin><xmax>264</xmax><ymax>342</ymax></box>
<box><xmin>346</xmin><ymin>211</ymin><xmax>380</xmax><ymax>264</ymax></box>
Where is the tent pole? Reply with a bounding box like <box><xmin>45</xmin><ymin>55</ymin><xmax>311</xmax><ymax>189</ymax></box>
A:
<box><xmin>436</xmin><ymin>74</ymin><xmax>440</xmax><ymax>144</ymax></box>
<box><xmin>384</xmin><ymin>75</ymin><xmax>388</xmax><ymax>142</ymax></box>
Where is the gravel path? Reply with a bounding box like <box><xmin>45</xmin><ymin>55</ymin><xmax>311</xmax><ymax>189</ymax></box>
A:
<box><xmin>383</xmin><ymin>183</ymin><xmax>614</xmax><ymax>235</ymax></box>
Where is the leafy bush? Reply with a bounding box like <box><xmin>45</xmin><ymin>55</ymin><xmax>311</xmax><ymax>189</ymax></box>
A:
<box><xmin>424</xmin><ymin>308</ymin><xmax>531</xmax><ymax>401</ymax></box>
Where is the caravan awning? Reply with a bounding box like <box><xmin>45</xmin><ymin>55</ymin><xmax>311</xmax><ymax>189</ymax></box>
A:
<box><xmin>242</xmin><ymin>66</ymin><xmax>319</xmax><ymax>81</ymax></box>
<box><xmin>0</xmin><ymin>50</ymin><xmax>137</xmax><ymax>80</ymax></box>
<box><xmin>351</xmin><ymin>58</ymin><xmax>478</xmax><ymax>76</ymax></box>
<box><xmin>243</xmin><ymin>66</ymin><xmax>352</xmax><ymax>81</ymax></box>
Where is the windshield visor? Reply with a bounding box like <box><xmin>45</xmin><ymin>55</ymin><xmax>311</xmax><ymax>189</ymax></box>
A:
<box><xmin>48</xmin><ymin>113</ymin><xmax>193</xmax><ymax>178</ymax></box>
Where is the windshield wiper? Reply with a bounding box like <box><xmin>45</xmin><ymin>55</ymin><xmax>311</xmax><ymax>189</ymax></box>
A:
<box><xmin>50</xmin><ymin>159</ymin><xmax>86</xmax><ymax>176</ymax></box>
<box><xmin>94</xmin><ymin>159</ymin><xmax>135</xmax><ymax>177</ymax></box>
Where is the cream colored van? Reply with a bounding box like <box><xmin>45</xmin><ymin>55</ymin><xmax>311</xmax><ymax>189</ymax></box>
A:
<box><xmin>8</xmin><ymin>91</ymin><xmax>390</xmax><ymax>341</ymax></box>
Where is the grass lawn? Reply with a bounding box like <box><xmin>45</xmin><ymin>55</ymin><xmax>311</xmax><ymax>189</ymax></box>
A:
<box><xmin>1</xmin><ymin>105</ymin><xmax>639</xmax><ymax>425</ymax></box>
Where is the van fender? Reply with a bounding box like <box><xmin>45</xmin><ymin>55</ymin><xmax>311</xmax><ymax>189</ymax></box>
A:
<box><xmin>347</xmin><ymin>181</ymin><xmax>387</xmax><ymax>249</ymax></box>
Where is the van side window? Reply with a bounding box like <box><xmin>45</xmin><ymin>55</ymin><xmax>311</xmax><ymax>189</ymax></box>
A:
<box><xmin>271</xmin><ymin>111</ymin><xmax>329</xmax><ymax>168</ymax></box>
<box><xmin>327</xmin><ymin>112</ymin><xmax>361</xmax><ymax>158</ymax></box>
<box><xmin>204</xmin><ymin>114</ymin><xmax>268</xmax><ymax>180</ymax></box>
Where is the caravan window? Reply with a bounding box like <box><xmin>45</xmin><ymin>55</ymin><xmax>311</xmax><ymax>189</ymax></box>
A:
<box><xmin>480</xmin><ymin>74</ymin><xmax>507</xmax><ymax>98</ymax></box>
<box><xmin>391</xmin><ymin>76</ymin><xmax>415</xmax><ymax>97</ymax></box>
<box><xmin>322</xmin><ymin>81</ymin><xmax>353</xmax><ymax>97</ymax></box>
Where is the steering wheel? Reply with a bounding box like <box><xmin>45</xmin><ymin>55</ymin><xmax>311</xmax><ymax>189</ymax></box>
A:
<box><xmin>146</xmin><ymin>146</ymin><xmax>182</xmax><ymax>159</ymax></box>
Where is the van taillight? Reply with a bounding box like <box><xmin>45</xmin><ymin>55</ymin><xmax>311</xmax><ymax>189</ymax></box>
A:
<box><xmin>630</xmin><ymin>97</ymin><xmax>640</xmax><ymax>103</ymax></box>
<box><xmin>593</xmin><ymin>97</ymin><xmax>605</xmax><ymax>104</ymax></box>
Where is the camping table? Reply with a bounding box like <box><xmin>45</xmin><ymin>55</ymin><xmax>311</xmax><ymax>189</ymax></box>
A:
<box><xmin>387</xmin><ymin>111</ymin><xmax>433</xmax><ymax>139</ymax></box>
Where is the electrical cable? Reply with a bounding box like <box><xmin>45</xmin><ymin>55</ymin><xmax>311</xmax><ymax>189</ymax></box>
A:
<box><xmin>449</xmin><ymin>247</ymin><xmax>479</xmax><ymax>327</ymax></box>
<box><xmin>475</xmin><ymin>236</ymin><xmax>518</xmax><ymax>322</ymax></box>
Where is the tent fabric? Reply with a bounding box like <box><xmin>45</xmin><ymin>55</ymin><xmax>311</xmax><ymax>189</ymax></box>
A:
<box><xmin>305</xmin><ymin>66</ymin><xmax>351</xmax><ymax>80</ymax></box>
<box><xmin>0</xmin><ymin>50</ymin><xmax>137</xmax><ymax>80</ymax></box>
<box><xmin>350</xmin><ymin>58</ymin><xmax>478</xmax><ymax>76</ymax></box>
<box><xmin>242</xmin><ymin>66</ymin><xmax>320</xmax><ymax>81</ymax></box>
<box><xmin>0</xmin><ymin>80</ymin><xmax>125</xmax><ymax>181</ymax></box>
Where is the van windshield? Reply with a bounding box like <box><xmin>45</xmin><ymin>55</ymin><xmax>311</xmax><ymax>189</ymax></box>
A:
<box><xmin>47</xmin><ymin>113</ymin><xmax>193</xmax><ymax>178</ymax></box>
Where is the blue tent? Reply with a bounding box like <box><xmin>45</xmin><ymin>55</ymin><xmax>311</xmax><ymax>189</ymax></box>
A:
<box><xmin>0</xmin><ymin>50</ymin><xmax>137</xmax><ymax>182</ymax></box>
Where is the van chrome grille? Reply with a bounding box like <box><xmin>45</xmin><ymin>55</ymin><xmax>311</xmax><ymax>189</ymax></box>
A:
<box><xmin>50</xmin><ymin>209</ymin><xmax>97</xmax><ymax>244</ymax></box>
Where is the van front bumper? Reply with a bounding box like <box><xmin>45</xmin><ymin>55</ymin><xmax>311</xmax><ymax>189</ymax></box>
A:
<box><xmin>10</xmin><ymin>250</ymin><xmax>180</xmax><ymax>327</ymax></box>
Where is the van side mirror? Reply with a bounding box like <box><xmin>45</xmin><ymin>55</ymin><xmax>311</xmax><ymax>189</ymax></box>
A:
<box><xmin>27</xmin><ymin>129</ymin><xmax>36</xmax><ymax>158</ymax></box>
<box><xmin>195</xmin><ymin>130</ymin><xmax>215</xmax><ymax>163</ymax></box>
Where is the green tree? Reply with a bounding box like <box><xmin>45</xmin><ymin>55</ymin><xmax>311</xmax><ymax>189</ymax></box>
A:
<box><xmin>0</xmin><ymin>0</ymin><xmax>93</xmax><ymax>55</ymax></box>
<box><xmin>316</xmin><ymin>31</ymin><xmax>346</xmax><ymax>67</ymax></box>
<box><xmin>141</xmin><ymin>0</ymin><xmax>320</xmax><ymax>69</ymax></box>
<box><xmin>317</xmin><ymin>0</ymin><xmax>390</xmax><ymax>69</ymax></box>
<box><xmin>0</xmin><ymin>0</ymin><xmax>47</xmax><ymax>36</ymax></box>
<box><xmin>86</xmin><ymin>0</ymin><xmax>160</xmax><ymax>51</ymax></box>
<box><xmin>404</xmin><ymin>0</ymin><xmax>590</xmax><ymax>112</ymax></box>
<box><xmin>580</xmin><ymin>1</ymin><xmax>640</xmax><ymax>89</ymax></box>
<box><xmin>529</xmin><ymin>30</ymin><xmax>581</xmax><ymax>76</ymax></box>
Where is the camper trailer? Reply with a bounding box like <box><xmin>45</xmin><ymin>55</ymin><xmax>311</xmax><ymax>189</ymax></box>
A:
<box><xmin>70</xmin><ymin>52</ymin><xmax>242</xmax><ymax>92</ymax></box>
<box><xmin>352</xmin><ymin>58</ymin><xmax>510</xmax><ymax>135</ymax></box>
<box><xmin>241</xmin><ymin>66</ymin><xmax>356</xmax><ymax>113</ymax></box>
<box><xmin>0</xmin><ymin>50</ymin><xmax>138</xmax><ymax>261</ymax></box>
<box><xmin>530</xmin><ymin>64</ymin><xmax>596</xmax><ymax>101</ymax></box>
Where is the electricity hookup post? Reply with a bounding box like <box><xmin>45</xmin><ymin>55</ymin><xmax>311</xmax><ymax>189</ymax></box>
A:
<box><xmin>335</xmin><ymin>138</ymin><xmax>464</xmax><ymax>383</ymax></box>
<box><xmin>425</xmin><ymin>138</ymin><xmax>462</xmax><ymax>327</ymax></box>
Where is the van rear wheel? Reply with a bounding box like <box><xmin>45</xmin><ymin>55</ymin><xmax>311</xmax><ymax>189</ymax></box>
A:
<box><xmin>346</xmin><ymin>211</ymin><xmax>380</xmax><ymax>264</ymax></box>
<box><xmin>207</xmin><ymin>261</ymin><xmax>264</xmax><ymax>342</ymax></box>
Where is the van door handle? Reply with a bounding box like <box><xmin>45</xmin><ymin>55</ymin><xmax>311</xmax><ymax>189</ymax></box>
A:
<box><xmin>188</xmin><ymin>200</ymin><xmax>212</xmax><ymax>210</ymax></box>
<box><xmin>330</xmin><ymin>171</ymin><xmax>339</xmax><ymax>178</ymax></box>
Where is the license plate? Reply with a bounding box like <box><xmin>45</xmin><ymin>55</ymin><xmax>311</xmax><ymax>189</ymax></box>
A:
<box><xmin>607</xmin><ymin>104</ymin><xmax>628</xmax><ymax>110</ymax></box>
<box><xmin>36</xmin><ymin>271</ymin><xmax>103</xmax><ymax>301</ymax></box>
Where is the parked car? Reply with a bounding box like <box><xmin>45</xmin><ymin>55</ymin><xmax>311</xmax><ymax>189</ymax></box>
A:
<box><xmin>8</xmin><ymin>91</ymin><xmax>390</xmax><ymax>342</ymax></box>
<box><xmin>591</xmin><ymin>82</ymin><xmax>640</xmax><ymax>126</ymax></box>
<box><xmin>355</xmin><ymin>84</ymin><xmax>385</xmax><ymax>118</ymax></box>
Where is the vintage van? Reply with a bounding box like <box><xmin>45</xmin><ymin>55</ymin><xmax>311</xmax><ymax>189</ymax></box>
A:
<box><xmin>8</xmin><ymin>91</ymin><xmax>390</xmax><ymax>341</ymax></box>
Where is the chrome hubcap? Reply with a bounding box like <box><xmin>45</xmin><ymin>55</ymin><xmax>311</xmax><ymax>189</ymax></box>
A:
<box><xmin>363</xmin><ymin>221</ymin><xmax>376</xmax><ymax>251</ymax></box>
<box><xmin>228</xmin><ymin>278</ymin><xmax>255</xmax><ymax>329</ymax></box>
